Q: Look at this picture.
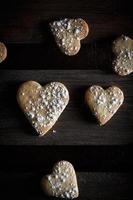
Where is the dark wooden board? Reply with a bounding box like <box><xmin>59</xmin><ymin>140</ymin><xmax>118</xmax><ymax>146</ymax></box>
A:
<box><xmin>0</xmin><ymin>43</ymin><xmax>113</xmax><ymax>69</ymax></box>
<box><xmin>0</xmin><ymin>0</ymin><xmax>132</xmax><ymax>43</ymax></box>
<box><xmin>0</xmin><ymin>70</ymin><xmax>133</xmax><ymax>145</ymax></box>
<box><xmin>0</xmin><ymin>171</ymin><xmax>131</xmax><ymax>200</ymax></box>
<box><xmin>0</xmin><ymin>0</ymin><xmax>133</xmax><ymax>199</ymax></box>
<box><xmin>0</xmin><ymin>146</ymin><xmax>133</xmax><ymax>172</ymax></box>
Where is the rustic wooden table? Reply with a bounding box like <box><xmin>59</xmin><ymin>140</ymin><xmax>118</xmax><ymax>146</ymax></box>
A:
<box><xmin>0</xmin><ymin>0</ymin><xmax>133</xmax><ymax>199</ymax></box>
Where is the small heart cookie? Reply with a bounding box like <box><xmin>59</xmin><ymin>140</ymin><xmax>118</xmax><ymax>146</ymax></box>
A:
<box><xmin>17</xmin><ymin>81</ymin><xmax>69</xmax><ymax>136</ymax></box>
<box><xmin>85</xmin><ymin>85</ymin><xmax>124</xmax><ymax>125</ymax></box>
<box><xmin>50</xmin><ymin>18</ymin><xmax>89</xmax><ymax>56</ymax></box>
<box><xmin>41</xmin><ymin>161</ymin><xmax>79</xmax><ymax>199</ymax></box>
<box><xmin>112</xmin><ymin>35</ymin><xmax>133</xmax><ymax>76</ymax></box>
<box><xmin>0</xmin><ymin>42</ymin><xmax>7</xmax><ymax>63</ymax></box>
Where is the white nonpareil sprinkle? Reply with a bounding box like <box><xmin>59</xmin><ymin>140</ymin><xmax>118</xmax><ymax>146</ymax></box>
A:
<box><xmin>113</xmin><ymin>35</ymin><xmax>133</xmax><ymax>76</ymax></box>
<box><xmin>50</xmin><ymin>18</ymin><xmax>87</xmax><ymax>55</ymax></box>
<box><xmin>89</xmin><ymin>86</ymin><xmax>124</xmax><ymax>120</ymax></box>
<box><xmin>25</xmin><ymin>82</ymin><xmax>68</xmax><ymax>135</ymax></box>
<box><xmin>45</xmin><ymin>161</ymin><xmax>78</xmax><ymax>199</ymax></box>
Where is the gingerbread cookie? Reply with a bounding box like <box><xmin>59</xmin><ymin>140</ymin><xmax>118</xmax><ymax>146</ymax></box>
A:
<box><xmin>0</xmin><ymin>42</ymin><xmax>7</xmax><ymax>63</ymax></box>
<box><xmin>85</xmin><ymin>85</ymin><xmax>124</xmax><ymax>125</ymax></box>
<box><xmin>112</xmin><ymin>35</ymin><xmax>133</xmax><ymax>76</ymax></box>
<box><xmin>50</xmin><ymin>18</ymin><xmax>89</xmax><ymax>56</ymax></box>
<box><xmin>17</xmin><ymin>81</ymin><xmax>69</xmax><ymax>136</ymax></box>
<box><xmin>41</xmin><ymin>161</ymin><xmax>79</xmax><ymax>199</ymax></box>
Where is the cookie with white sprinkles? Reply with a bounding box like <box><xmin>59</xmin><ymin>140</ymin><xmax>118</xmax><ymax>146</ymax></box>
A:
<box><xmin>0</xmin><ymin>42</ymin><xmax>7</xmax><ymax>63</ymax></box>
<box><xmin>85</xmin><ymin>85</ymin><xmax>124</xmax><ymax>125</ymax></box>
<box><xmin>17</xmin><ymin>81</ymin><xmax>69</xmax><ymax>136</ymax></box>
<box><xmin>50</xmin><ymin>18</ymin><xmax>89</xmax><ymax>56</ymax></box>
<box><xmin>112</xmin><ymin>35</ymin><xmax>133</xmax><ymax>76</ymax></box>
<box><xmin>41</xmin><ymin>161</ymin><xmax>79</xmax><ymax>199</ymax></box>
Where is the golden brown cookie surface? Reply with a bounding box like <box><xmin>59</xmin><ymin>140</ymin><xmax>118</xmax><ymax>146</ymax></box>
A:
<box><xmin>41</xmin><ymin>161</ymin><xmax>79</xmax><ymax>199</ymax></box>
<box><xmin>17</xmin><ymin>81</ymin><xmax>69</xmax><ymax>136</ymax></box>
<box><xmin>85</xmin><ymin>85</ymin><xmax>124</xmax><ymax>125</ymax></box>
<box><xmin>112</xmin><ymin>35</ymin><xmax>133</xmax><ymax>76</ymax></box>
<box><xmin>0</xmin><ymin>42</ymin><xmax>7</xmax><ymax>63</ymax></box>
<box><xmin>50</xmin><ymin>18</ymin><xmax>89</xmax><ymax>56</ymax></box>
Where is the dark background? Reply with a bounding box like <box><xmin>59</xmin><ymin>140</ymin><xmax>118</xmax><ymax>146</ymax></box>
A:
<box><xmin>0</xmin><ymin>0</ymin><xmax>133</xmax><ymax>199</ymax></box>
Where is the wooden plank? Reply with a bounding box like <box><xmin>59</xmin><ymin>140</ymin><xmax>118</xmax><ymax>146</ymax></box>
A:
<box><xmin>0</xmin><ymin>15</ymin><xmax>132</xmax><ymax>43</ymax></box>
<box><xmin>115</xmin><ymin>0</ymin><xmax>133</xmax><ymax>15</ymax></box>
<box><xmin>0</xmin><ymin>42</ymin><xmax>113</xmax><ymax>69</ymax></box>
<box><xmin>0</xmin><ymin>171</ymin><xmax>131</xmax><ymax>200</ymax></box>
<box><xmin>0</xmin><ymin>146</ymin><xmax>132</xmax><ymax>172</ymax></box>
<box><xmin>0</xmin><ymin>44</ymin><xmax>92</xmax><ymax>69</ymax></box>
<box><xmin>0</xmin><ymin>0</ymin><xmax>132</xmax><ymax>43</ymax></box>
<box><xmin>0</xmin><ymin>38</ymin><xmax>132</xmax><ymax>70</ymax></box>
<box><xmin>0</xmin><ymin>70</ymin><xmax>132</xmax><ymax>145</ymax></box>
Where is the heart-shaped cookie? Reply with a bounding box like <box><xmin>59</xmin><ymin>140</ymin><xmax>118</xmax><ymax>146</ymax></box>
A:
<box><xmin>50</xmin><ymin>18</ymin><xmax>89</xmax><ymax>56</ymax></box>
<box><xmin>112</xmin><ymin>35</ymin><xmax>133</xmax><ymax>76</ymax></box>
<box><xmin>85</xmin><ymin>85</ymin><xmax>124</xmax><ymax>125</ymax></box>
<box><xmin>17</xmin><ymin>81</ymin><xmax>69</xmax><ymax>136</ymax></box>
<box><xmin>41</xmin><ymin>161</ymin><xmax>79</xmax><ymax>199</ymax></box>
<box><xmin>0</xmin><ymin>42</ymin><xmax>7</xmax><ymax>63</ymax></box>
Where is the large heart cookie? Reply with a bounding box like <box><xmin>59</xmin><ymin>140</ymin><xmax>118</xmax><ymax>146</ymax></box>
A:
<box><xmin>0</xmin><ymin>42</ymin><xmax>7</xmax><ymax>63</ymax></box>
<box><xmin>41</xmin><ymin>161</ymin><xmax>79</xmax><ymax>199</ymax></box>
<box><xmin>17</xmin><ymin>81</ymin><xmax>69</xmax><ymax>136</ymax></box>
<box><xmin>112</xmin><ymin>35</ymin><xmax>133</xmax><ymax>76</ymax></box>
<box><xmin>50</xmin><ymin>18</ymin><xmax>89</xmax><ymax>56</ymax></box>
<box><xmin>85</xmin><ymin>85</ymin><xmax>124</xmax><ymax>125</ymax></box>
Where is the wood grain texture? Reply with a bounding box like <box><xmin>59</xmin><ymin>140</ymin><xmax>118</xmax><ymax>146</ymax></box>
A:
<box><xmin>0</xmin><ymin>70</ymin><xmax>132</xmax><ymax>145</ymax></box>
<box><xmin>0</xmin><ymin>0</ymin><xmax>133</xmax><ymax>199</ymax></box>
<box><xmin>0</xmin><ymin>146</ymin><xmax>132</xmax><ymax>172</ymax></box>
<box><xmin>0</xmin><ymin>171</ymin><xmax>131</xmax><ymax>200</ymax></box>
<box><xmin>0</xmin><ymin>42</ymin><xmax>113</xmax><ymax>69</ymax></box>
<box><xmin>0</xmin><ymin>0</ymin><xmax>132</xmax><ymax>43</ymax></box>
